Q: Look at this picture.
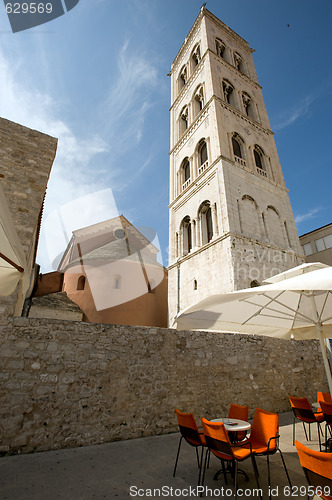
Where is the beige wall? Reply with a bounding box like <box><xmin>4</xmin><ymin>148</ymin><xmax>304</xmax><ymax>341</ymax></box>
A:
<box><xmin>0</xmin><ymin>316</ymin><xmax>327</xmax><ymax>454</ymax></box>
<box><xmin>300</xmin><ymin>224</ymin><xmax>332</xmax><ymax>267</ymax></box>
<box><xmin>63</xmin><ymin>267</ymin><xmax>168</xmax><ymax>327</ymax></box>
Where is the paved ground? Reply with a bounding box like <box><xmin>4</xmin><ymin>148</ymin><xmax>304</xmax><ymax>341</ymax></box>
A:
<box><xmin>0</xmin><ymin>412</ymin><xmax>326</xmax><ymax>500</ymax></box>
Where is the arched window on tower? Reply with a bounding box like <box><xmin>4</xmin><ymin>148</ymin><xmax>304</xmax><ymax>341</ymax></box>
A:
<box><xmin>222</xmin><ymin>80</ymin><xmax>236</xmax><ymax>108</ymax></box>
<box><xmin>216</xmin><ymin>38</ymin><xmax>226</xmax><ymax>59</ymax></box>
<box><xmin>193</xmin><ymin>85</ymin><xmax>204</xmax><ymax>118</ymax></box>
<box><xmin>179</xmin><ymin>106</ymin><xmax>189</xmax><ymax>137</ymax></box>
<box><xmin>232</xmin><ymin>134</ymin><xmax>246</xmax><ymax>166</ymax></box>
<box><xmin>234</xmin><ymin>52</ymin><xmax>246</xmax><ymax>75</ymax></box>
<box><xmin>178</xmin><ymin>65</ymin><xmax>187</xmax><ymax>92</ymax></box>
<box><xmin>181</xmin><ymin>216</ymin><xmax>192</xmax><ymax>255</ymax></box>
<box><xmin>197</xmin><ymin>139</ymin><xmax>208</xmax><ymax>175</ymax></box>
<box><xmin>199</xmin><ymin>201</ymin><xmax>213</xmax><ymax>245</ymax></box>
<box><xmin>191</xmin><ymin>44</ymin><xmax>201</xmax><ymax>70</ymax></box>
<box><xmin>242</xmin><ymin>92</ymin><xmax>256</xmax><ymax>120</ymax></box>
<box><xmin>254</xmin><ymin>145</ymin><xmax>267</xmax><ymax>178</ymax></box>
<box><xmin>181</xmin><ymin>157</ymin><xmax>191</xmax><ymax>191</ymax></box>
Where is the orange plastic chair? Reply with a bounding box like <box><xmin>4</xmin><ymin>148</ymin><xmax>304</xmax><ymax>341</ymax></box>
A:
<box><xmin>173</xmin><ymin>409</ymin><xmax>206</xmax><ymax>483</ymax></box>
<box><xmin>289</xmin><ymin>395</ymin><xmax>324</xmax><ymax>448</ymax></box>
<box><xmin>241</xmin><ymin>408</ymin><xmax>291</xmax><ymax>497</ymax></box>
<box><xmin>319</xmin><ymin>401</ymin><xmax>332</xmax><ymax>452</ymax></box>
<box><xmin>318</xmin><ymin>392</ymin><xmax>332</xmax><ymax>404</ymax></box>
<box><xmin>295</xmin><ymin>440</ymin><xmax>332</xmax><ymax>500</ymax></box>
<box><xmin>228</xmin><ymin>403</ymin><xmax>249</xmax><ymax>442</ymax></box>
<box><xmin>317</xmin><ymin>392</ymin><xmax>332</xmax><ymax>413</ymax></box>
<box><xmin>201</xmin><ymin>417</ymin><xmax>261</xmax><ymax>500</ymax></box>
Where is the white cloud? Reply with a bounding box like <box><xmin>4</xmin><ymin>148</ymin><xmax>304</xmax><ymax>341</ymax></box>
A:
<box><xmin>295</xmin><ymin>207</ymin><xmax>322</xmax><ymax>225</ymax></box>
<box><xmin>0</xmin><ymin>46</ymin><xmax>111</xmax><ymax>271</ymax></box>
<box><xmin>272</xmin><ymin>94</ymin><xmax>316</xmax><ymax>132</ymax></box>
<box><xmin>104</xmin><ymin>39</ymin><xmax>158</xmax><ymax>146</ymax></box>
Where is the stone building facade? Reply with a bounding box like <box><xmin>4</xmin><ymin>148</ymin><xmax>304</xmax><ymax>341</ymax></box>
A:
<box><xmin>300</xmin><ymin>223</ymin><xmax>332</xmax><ymax>267</ymax></box>
<box><xmin>0</xmin><ymin>118</ymin><xmax>57</xmax><ymax>316</ymax></box>
<box><xmin>168</xmin><ymin>8</ymin><xmax>304</xmax><ymax>325</ymax></box>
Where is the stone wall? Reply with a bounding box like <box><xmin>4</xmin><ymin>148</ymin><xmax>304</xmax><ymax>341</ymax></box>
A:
<box><xmin>0</xmin><ymin>316</ymin><xmax>327</xmax><ymax>455</ymax></box>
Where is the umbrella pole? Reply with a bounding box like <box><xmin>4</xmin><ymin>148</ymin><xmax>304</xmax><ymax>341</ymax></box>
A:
<box><xmin>315</xmin><ymin>321</ymin><xmax>332</xmax><ymax>396</ymax></box>
<box><xmin>310</xmin><ymin>295</ymin><xmax>332</xmax><ymax>394</ymax></box>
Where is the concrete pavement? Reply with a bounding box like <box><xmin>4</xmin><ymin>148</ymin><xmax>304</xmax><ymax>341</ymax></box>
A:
<box><xmin>0</xmin><ymin>412</ymin><xmax>326</xmax><ymax>499</ymax></box>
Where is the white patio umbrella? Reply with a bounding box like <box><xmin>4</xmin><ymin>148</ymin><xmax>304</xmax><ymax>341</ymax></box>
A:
<box><xmin>176</xmin><ymin>263</ymin><xmax>332</xmax><ymax>395</ymax></box>
<box><xmin>0</xmin><ymin>183</ymin><xmax>26</xmax><ymax>296</ymax></box>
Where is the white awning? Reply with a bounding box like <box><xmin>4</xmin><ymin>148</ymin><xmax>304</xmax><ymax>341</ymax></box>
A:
<box><xmin>0</xmin><ymin>183</ymin><xmax>26</xmax><ymax>296</ymax></box>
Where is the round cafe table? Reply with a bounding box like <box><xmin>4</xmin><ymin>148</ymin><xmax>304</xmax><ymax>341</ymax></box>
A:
<box><xmin>210</xmin><ymin>418</ymin><xmax>251</xmax><ymax>433</ymax></box>
<box><xmin>209</xmin><ymin>418</ymin><xmax>252</xmax><ymax>481</ymax></box>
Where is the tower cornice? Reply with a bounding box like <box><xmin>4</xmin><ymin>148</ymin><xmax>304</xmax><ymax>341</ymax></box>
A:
<box><xmin>170</xmin><ymin>7</ymin><xmax>254</xmax><ymax>75</ymax></box>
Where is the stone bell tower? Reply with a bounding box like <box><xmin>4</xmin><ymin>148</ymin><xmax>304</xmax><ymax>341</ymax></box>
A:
<box><xmin>168</xmin><ymin>7</ymin><xmax>304</xmax><ymax>326</ymax></box>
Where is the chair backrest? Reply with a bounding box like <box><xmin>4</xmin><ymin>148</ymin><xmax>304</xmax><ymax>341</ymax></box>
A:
<box><xmin>250</xmin><ymin>408</ymin><xmax>278</xmax><ymax>450</ymax></box>
<box><xmin>289</xmin><ymin>395</ymin><xmax>315</xmax><ymax>423</ymax></box>
<box><xmin>228</xmin><ymin>403</ymin><xmax>249</xmax><ymax>441</ymax></box>
<box><xmin>175</xmin><ymin>409</ymin><xmax>201</xmax><ymax>447</ymax></box>
<box><xmin>295</xmin><ymin>440</ymin><xmax>332</xmax><ymax>500</ymax></box>
<box><xmin>228</xmin><ymin>403</ymin><xmax>249</xmax><ymax>421</ymax></box>
<box><xmin>318</xmin><ymin>392</ymin><xmax>332</xmax><ymax>404</ymax></box>
<box><xmin>201</xmin><ymin>417</ymin><xmax>233</xmax><ymax>460</ymax></box>
<box><xmin>319</xmin><ymin>401</ymin><xmax>332</xmax><ymax>426</ymax></box>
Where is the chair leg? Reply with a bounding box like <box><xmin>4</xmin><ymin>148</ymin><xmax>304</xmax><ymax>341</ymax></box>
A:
<box><xmin>251</xmin><ymin>456</ymin><xmax>262</xmax><ymax>500</ymax></box>
<box><xmin>252</xmin><ymin>454</ymin><xmax>259</xmax><ymax>478</ymax></box>
<box><xmin>267</xmin><ymin>453</ymin><xmax>271</xmax><ymax>499</ymax></box>
<box><xmin>198</xmin><ymin>446</ymin><xmax>205</xmax><ymax>487</ymax></box>
<box><xmin>278</xmin><ymin>448</ymin><xmax>292</xmax><ymax>487</ymax></box>
<box><xmin>317</xmin><ymin>422</ymin><xmax>322</xmax><ymax>451</ymax></box>
<box><xmin>302</xmin><ymin>421</ymin><xmax>309</xmax><ymax>441</ymax></box>
<box><xmin>196</xmin><ymin>447</ymin><xmax>200</xmax><ymax>468</ymax></box>
<box><xmin>200</xmin><ymin>449</ymin><xmax>209</xmax><ymax>497</ymax></box>
<box><xmin>173</xmin><ymin>436</ymin><xmax>183</xmax><ymax>477</ymax></box>
<box><xmin>234</xmin><ymin>460</ymin><xmax>238</xmax><ymax>500</ymax></box>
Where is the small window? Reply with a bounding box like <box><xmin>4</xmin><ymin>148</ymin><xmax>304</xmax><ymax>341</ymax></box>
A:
<box><xmin>206</xmin><ymin>207</ymin><xmax>213</xmax><ymax>243</ymax></box>
<box><xmin>234</xmin><ymin>52</ymin><xmax>245</xmax><ymax>74</ymax></box>
<box><xmin>200</xmin><ymin>141</ymin><xmax>208</xmax><ymax>165</ymax></box>
<box><xmin>303</xmin><ymin>243</ymin><xmax>314</xmax><ymax>256</ymax></box>
<box><xmin>199</xmin><ymin>201</ymin><xmax>213</xmax><ymax>245</ymax></box>
<box><xmin>315</xmin><ymin>238</ymin><xmax>325</xmax><ymax>252</ymax></box>
<box><xmin>223</xmin><ymin>80</ymin><xmax>234</xmax><ymax>105</ymax></box>
<box><xmin>181</xmin><ymin>216</ymin><xmax>192</xmax><ymax>256</ymax></box>
<box><xmin>179</xmin><ymin>66</ymin><xmax>187</xmax><ymax>91</ymax></box>
<box><xmin>191</xmin><ymin>44</ymin><xmax>201</xmax><ymax>67</ymax></box>
<box><xmin>181</xmin><ymin>107</ymin><xmax>188</xmax><ymax>129</ymax></box>
<box><xmin>179</xmin><ymin>106</ymin><xmax>189</xmax><ymax>136</ymax></box>
<box><xmin>254</xmin><ymin>148</ymin><xmax>263</xmax><ymax>170</ymax></box>
<box><xmin>324</xmin><ymin>235</ymin><xmax>332</xmax><ymax>249</ymax></box>
<box><xmin>77</xmin><ymin>275</ymin><xmax>85</xmax><ymax>290</ymax></box>
<box><xmin>242</xmin><ymin>92</ymin><xmax>255</xmax><ymax>119</ymax></box>
<box><xmin>232</xmin><ymin>136</ymin><xmax>242</xmax><ymax>158</ymax></box>
<box><xmin>216</xmin><ymin>38</ymin><xmax>226</xmax><ymax>58</ymax></box>
<box><xmin>193</xmin><ymin>85</ymin><xmax>204</xmax><ymax>117</ymax></box>
<box><xmin>183</xmin><ymin>158</ymin><xmax>190</xmax><ymax>182</ymax></box>
<box><xmin>194</xmin><ymin>279</ymin><xmax>198</xmax><ymax>290</ymax></box>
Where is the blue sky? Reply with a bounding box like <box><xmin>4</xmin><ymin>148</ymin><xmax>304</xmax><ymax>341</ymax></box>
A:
<box><xmin>0</xmin><ymin>0</ymin><xmax>331</xmax><ymax>271</ymax></box>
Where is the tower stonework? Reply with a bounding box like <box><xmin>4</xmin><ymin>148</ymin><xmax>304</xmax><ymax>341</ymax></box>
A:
<box><xmin>168</xmin><ymin>8</ymin><xmax>304</xmax><ymax>325</ymax></box>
